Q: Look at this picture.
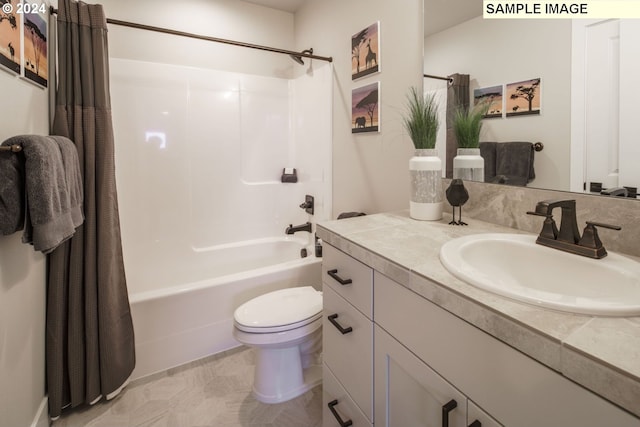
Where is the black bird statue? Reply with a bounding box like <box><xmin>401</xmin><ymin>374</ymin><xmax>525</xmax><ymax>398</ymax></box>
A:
<box><xmin>446</xmin><ymin>179</ymin><xmax>469</xmax><ymax>225</ymax></box>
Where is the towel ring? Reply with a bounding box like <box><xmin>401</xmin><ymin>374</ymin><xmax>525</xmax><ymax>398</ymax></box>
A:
<box><xmin>533</xmin><ymin>142</ymin><xmax>544</xmax><ymax>152</ymax></box>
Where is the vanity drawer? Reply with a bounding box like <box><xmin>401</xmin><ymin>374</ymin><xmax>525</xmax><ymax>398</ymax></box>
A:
<box><xmin>323</xmin><ymin>285</ymin><xmax>373</xmax><ymax>421</ymax></box>
<box><xmin>322</xmin><ymin>244</ymin><xmax>373</xmax><ymax>318</ymax></box>
<box><xmin>323</xmin><ymin>363</ymin><xmax>372</xmax><ymax>427</ymax></box>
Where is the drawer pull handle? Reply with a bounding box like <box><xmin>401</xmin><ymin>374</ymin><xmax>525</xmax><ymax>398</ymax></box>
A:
<box><xmin>328</xmin><ymin>399</ymin><xmax>353</xmax><ymax>427</ymax></box>
<box><xmin>468</xmin><ymin>421</ymin><xmax>482</xmax><ymax>427</ymax></box>
<box><xmin>327</xmin><ymin>269</ymin><xmax>353</xmax><ymax>285</ymax></box>
<box><xmin>328</xmin><ymin>313</ymin><xmax>353</xmax><ymax>334</ymax></box>
<box><xmin>442</xmin><ymin>399</ymin><xmax>457</xmax><ymax>427</ymax></box>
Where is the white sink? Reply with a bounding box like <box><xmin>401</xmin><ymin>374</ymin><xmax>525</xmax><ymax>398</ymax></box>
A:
<box><xmin>439</xmin><ymin>233</ymin><xmax>640</xmax><ymax>316</ymax></box>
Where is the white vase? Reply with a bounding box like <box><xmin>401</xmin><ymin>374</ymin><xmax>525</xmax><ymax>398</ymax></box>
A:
<box><xmin>453</xmin><ymin>148</ymin><xmax>484</xmax><ymax>182</ymax></box>
<box><xmin>409</xmin><ymin>149</ymin><xmax>443</xmax><ymax>220</ymax></box>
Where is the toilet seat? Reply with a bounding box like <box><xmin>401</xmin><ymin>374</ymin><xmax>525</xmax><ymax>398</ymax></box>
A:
<box><xmin>234</xmin><ymin>286</ymin><xmax>322</xmax><ymax>334</ymax></box>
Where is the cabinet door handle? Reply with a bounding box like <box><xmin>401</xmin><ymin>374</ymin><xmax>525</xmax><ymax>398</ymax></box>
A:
<box><xmin>442</xmin><ymin>399</ymin><xmax>458</xmax><ymax>427</ymax></box>
<box><xmin>328</xmin><ymin>399</ymin><xmax>353</xmax><ymax>427</ymax></box>
<box><xmin>468</xmin><ymin>421</ymin><xmax>482</xmax><ymax>427</ymax></box>
<box><xmin>327</xmin><ymin>269</ymin><xmax>353</xmax><ymax>285</ymax></box>
<box><xmin>327</xmin><ymin>313</ymin><xmax>353</xmax><ymax>334</ymax></box>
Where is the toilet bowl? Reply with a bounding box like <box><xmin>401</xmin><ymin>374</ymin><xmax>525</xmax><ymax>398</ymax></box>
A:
<box><xmin>233</xmin><ymin>286</ymin><xmax>323</xmax><ymax>404</ymax></box>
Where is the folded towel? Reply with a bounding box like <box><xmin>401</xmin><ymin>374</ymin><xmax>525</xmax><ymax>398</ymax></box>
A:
<box><xmin>1</xmin><ymin>135</ymin><xmax>84</xmax><ymax>253</ymax></box>
<box><xmin>495</xmin><ymin>141</ymin><xmax>535</xmax><ymax>185</ymax></box>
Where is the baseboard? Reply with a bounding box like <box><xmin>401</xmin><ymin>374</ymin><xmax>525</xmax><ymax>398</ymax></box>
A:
<box><xmin>30</xmin><ymin>396</ymin><xmax>49</xmax><ymax>427</ymax></box>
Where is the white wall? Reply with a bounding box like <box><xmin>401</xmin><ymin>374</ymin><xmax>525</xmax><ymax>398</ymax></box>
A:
<box><xmin>425</xmin><ymin>17</ymin><xmax>572</xmax><ymax>191</ymax></box>
<box><xmin>0</xmin><ymin>71</ymin><xmax>48</xmax><ymax>426</ymax></box>
<box><xmin>295</xmin><ymin>0</ymin><xmax>424</xmax><ymax>217</ymax></box>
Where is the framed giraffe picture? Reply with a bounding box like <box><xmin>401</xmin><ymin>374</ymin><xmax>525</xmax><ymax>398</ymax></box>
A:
<box><xmin>0</xmin><ymin>0</ymin><xmax>22</xmax><ymax>76</ymax></box>
<box><xmin>351</xmin><ymin>21</ymin><xmax>379</xmax><ymax>80</ymax></box>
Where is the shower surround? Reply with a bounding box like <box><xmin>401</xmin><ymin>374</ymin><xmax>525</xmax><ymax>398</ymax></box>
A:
<box><xmin>109</xmin><ymin>58</ymin><xmax>332</xmax><ymax>379</ymax></box>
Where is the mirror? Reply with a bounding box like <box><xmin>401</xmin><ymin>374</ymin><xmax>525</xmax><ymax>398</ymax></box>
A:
<box><xmin>423</xmin><ymin>1</ymin><xmax>640</xmax><ymax>199</ymax></box>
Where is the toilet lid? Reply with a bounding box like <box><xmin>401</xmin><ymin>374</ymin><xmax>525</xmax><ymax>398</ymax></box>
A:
<box><xmin>234</xmin><ymin>286</ymin><xmax>322</xmax><ymax>330</ymax></box>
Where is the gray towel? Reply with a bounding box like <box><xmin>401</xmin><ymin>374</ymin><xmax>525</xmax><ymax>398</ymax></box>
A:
<box><xmin>495</xmin><ymin>141</ymin><xmax>535</xmax><ymax>186</ymax></box>
<box><xmin>1</xmin><ymin>135</ymin><xmax>83</xmax><ymax>253</ymax></box>
<box><xmin>0</xmin><ymin>147</ymin><xmax>26</xmax><ymax>235</ymax></box>
<box><xmin>479</xmin><ymin>142</ymin><xmax>498</xmax><ymax>182</ymax></box>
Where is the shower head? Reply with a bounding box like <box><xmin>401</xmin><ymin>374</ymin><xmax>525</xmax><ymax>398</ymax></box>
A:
<box><xmin>290</xmin><ymin>48</ymin><xmax>313</xmax><ymax>65</ymax></box>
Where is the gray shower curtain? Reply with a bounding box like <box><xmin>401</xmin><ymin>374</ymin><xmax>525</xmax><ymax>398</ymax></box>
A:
<box><xmin>48</xmin><ymin>0</ymin><xmax>135</xmax><ymax>419</ymax></box>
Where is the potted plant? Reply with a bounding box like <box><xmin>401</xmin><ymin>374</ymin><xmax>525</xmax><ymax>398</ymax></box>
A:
<box><xmin>452</xmin><ymin>102</ymin><xmax>489</xmax><ymax>182</ymax></box>
<box><xmin>403</xmin><ymin>87</ymin><xmax>443</xmax><ymax>221</ymax></box>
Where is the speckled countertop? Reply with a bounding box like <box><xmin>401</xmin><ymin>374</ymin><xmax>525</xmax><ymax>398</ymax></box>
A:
<box><xmin>317</xmin><ymin>210</ymin><xmax>640</xmax><ymax>418</ymax></box>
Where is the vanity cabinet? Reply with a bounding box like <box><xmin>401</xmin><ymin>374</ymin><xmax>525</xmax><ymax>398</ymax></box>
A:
<box><xmin>321</xmin><ymin>242</ymin><xmax>639</xmax><ymax>427</ymax></box>
<box><xmin>375</xmin><ymin>273</ymin><xmax>639</xmax><ymax>427</ymax></box>
<box><xmin>322</xmin><ymin>244</ymin><xmax>374</xmax><ymax>426</ymax></box>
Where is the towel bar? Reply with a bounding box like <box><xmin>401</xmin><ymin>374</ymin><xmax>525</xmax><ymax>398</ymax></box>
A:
<box><xmin>533</xmin><ymin>142</ymin><xmax>544</xmax><ymax>152</ymax></box>
<box><xmin>0</xmin><ymin>144</ymin><xmax>23</xmax><ymax>153</ymax></box>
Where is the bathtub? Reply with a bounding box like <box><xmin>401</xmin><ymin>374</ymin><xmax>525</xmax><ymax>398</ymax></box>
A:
<box><xmin>127</xmin><ymin>236</ymin><xmax>322</xmax><ymax>380</ymax></box>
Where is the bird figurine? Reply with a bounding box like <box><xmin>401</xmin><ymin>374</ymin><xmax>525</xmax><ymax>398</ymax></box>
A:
<box><xmin>446</xmin><ymin>179</ymin><xmax>469</xmax><ymax>225</ymax></box>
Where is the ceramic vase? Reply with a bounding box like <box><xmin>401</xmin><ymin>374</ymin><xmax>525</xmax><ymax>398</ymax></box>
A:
<box><xmin>409</xmin><ymin>149</ymin><xmax>443</xmax><ymax>220</ymax></box>
<box><xmin>453</xmin><ymin>148</ymin><xmax>484</xmax><ymax>182</ymax></box>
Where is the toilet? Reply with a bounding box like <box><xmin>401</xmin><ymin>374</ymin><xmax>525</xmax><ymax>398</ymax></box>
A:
<box><xmin>232</xmin><ymin>286</ymin><xmax>323</xmax><ymax>404</ymax></box>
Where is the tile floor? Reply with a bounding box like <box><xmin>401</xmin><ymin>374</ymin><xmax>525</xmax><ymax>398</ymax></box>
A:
<box><xmin>52</xmin><ymin>347</ymin><xmax>322</xmax><ymax>427</ymax></box>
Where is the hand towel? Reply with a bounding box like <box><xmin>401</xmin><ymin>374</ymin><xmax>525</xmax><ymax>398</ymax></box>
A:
<box><xmin>479</xmin><ymin>142</ymin><xmax>498</xmax><ymax>182</ymax></box>
<box><xmin>1</xmin><ymin>135</ymin><xmax>84</xmax><ymax>253</ymax></box>
<box><xmin>495</xmin><ymin>141</ymin><xmax>535</xmax><ymax>186</ymax></box>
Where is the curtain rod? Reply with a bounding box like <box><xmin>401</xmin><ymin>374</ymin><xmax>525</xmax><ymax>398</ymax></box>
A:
<box><xmin>424</xmin><ymin>73</ymin><xmax>453</xmax><ymax>84</ymax></box>
<box><xmin>49</xmin><ymin>7</ymin><xmax>333</xmax><ymax>63</ymax></box>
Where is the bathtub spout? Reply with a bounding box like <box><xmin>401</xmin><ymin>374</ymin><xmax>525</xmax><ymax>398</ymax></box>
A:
<box><xmin>286</xmin><ymin>222</ymin><xmax>312</xmax><ymax>235</ymax></box>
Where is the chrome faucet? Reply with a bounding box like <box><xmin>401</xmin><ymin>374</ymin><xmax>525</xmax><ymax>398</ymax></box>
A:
<box><xmin>527</xmin><ymin>199</ymin><xmax>621</xmax><ymax>259</ymax></box>
<box><xmin>285</xmin><ymin>222</ymin><xmax>312</xmax><ymax>235</ymax></box>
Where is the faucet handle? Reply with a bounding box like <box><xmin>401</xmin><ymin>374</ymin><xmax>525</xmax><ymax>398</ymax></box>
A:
<box><xmin>585</xmin><ymin>221</ymin><xmax>622</xmax><ymax>231</ymax></box>
<box><xmin>527</xmin><ymin>211</ymin><xmax>558</xmax><ymax>240</ymax></box>
<box><xmin>578</xmin><ymin>221</ymin><xmax>621</xmax><ymax>258</ymax></box>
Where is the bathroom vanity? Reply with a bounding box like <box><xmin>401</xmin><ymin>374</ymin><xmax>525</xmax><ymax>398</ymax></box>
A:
<box><xmin>318</xmin><ymin>211</ymin><xmax>640</xmax><ymax>427</ymax></box>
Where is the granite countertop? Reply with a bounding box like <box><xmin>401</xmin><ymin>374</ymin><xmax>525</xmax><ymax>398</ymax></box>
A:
<box><xmin>316</xmin><ymin>210</ymin><xmax>640</xmax><ymax>418</ymax></box>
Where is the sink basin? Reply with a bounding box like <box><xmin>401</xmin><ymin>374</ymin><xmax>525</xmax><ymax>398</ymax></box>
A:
<box><xmin>439</xmin><ymin>233</ymin><xmax>640</xmax><ymax>316</ymax></box>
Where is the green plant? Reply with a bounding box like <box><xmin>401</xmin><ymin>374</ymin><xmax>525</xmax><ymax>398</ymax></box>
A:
<box><xmin>452</xmin><ymin>102</ymin><xmax>490</xmax><ymax>148</ymax></box>
<box><xmin>403</xmin><ymin>87</ymin><xmax>439</xmax><ymax>149</ymax></box>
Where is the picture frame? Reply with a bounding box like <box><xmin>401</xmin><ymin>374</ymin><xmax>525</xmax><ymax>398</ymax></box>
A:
<box><xmin>352</xmin><ymin>81</ymin><xmax>379</xmax><ymax>133</ymax></box>
<box><xmin>506</xmin><ymin>78</ymin><xmax>540</xmax><ymax>117</ymax></box>
<box><xmin>474</xmin><ymin>85</ymin><xmax>503</xmax><ymax>118</ymax></box>
<box><xmin>351</xmin><ymin>21</ymin><xmax>379</xmax><ymax>80</ymax></box>
<box><xmin>0</xmin><ymin>0</ymin><xmax>22</xmax><ymax>75</ymax></box>
<box><xmin>21</xmin><ymin>0</ymin><xmax>48</xmax><ymax>88</ymax></box>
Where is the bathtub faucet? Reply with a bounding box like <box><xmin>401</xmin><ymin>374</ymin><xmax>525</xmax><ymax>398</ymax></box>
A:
<box><xmin>286</xmin><ymin>222</ymin><xmax>312</xmax><ymax>235</ymax></box>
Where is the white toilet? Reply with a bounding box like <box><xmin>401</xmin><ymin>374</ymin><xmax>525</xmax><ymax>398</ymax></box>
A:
<box><xmin>232</xmin><ymin>286</ymin><xmax>323</xmax><ymax>404</ymax></box>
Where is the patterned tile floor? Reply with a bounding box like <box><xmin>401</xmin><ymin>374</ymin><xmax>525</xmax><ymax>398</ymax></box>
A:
<box><xmin>52</xmin><ymin>347</ymin><xmax>322</xmax><ymax>427</ymax></box>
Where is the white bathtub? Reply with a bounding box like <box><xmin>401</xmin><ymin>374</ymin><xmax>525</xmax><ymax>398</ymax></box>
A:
<box><xmin>128</xmin><ymin>237</ymin><xmax>322</xmax><ymax>380</ymax></box>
